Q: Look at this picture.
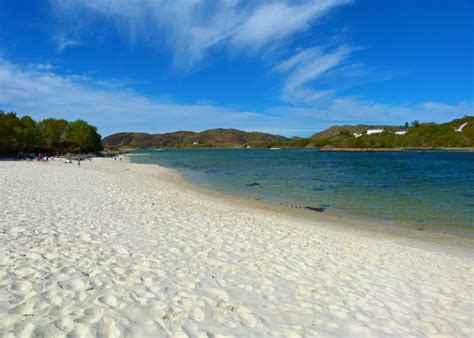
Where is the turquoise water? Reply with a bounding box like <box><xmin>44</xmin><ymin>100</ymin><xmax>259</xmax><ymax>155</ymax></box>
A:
<box><xmin>129</xmin><ymin>149</ymin><xmax>474</xmax><ymax>231</ymax></box>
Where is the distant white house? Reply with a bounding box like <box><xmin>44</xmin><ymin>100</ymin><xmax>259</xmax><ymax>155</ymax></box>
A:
<box><xmin>454</xmin><ymin>122</ymin><xmax>468</xmax><ymax>132</ymax></box>
<box><xmin>395</xmin><ymin>130</ymin><xmax>408</xmax><ymax>135</ymax></box>
<box><xmin>353</xmin><ymin>133</ymin><xmax>362</xmax><ymax>138</ymax></box>
<box><xmin>367</xmin><ymin>129</ymin><xmax>384</xmax><ymax>135</ymax></box>
<box><xmin>192</xmin><ymin>141</ymin><xmax>199</xmax><ymax>145</ymax></box>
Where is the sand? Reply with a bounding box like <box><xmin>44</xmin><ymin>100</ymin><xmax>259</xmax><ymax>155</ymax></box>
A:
<box><xmin>0</xmin><ymin>158</ymin><xmax>472</xmax><ymax>337</ymax></box>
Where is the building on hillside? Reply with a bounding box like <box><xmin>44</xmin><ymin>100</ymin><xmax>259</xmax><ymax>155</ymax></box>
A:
<box><xmin>192</xmin><ymin>141</ymin><xmax>199</xmax><ymax>145</ymax></box>
<box><xmin>366</xmin><ymin>129</ymin><xmax>384</xmax><ymax>135</ymax></box>
<box><xmin>353</xmin><ymin>133</ymin><xmax>362</xmax><ymax>138</ymax></box>
<box><xmin>395</xmin><ymin>130</ymin><xmax>408</xmax><ymax>135</ymax></box>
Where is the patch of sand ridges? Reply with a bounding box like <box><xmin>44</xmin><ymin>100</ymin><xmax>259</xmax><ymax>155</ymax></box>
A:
<box><xmin>0</xmin><ymin>159</ymin><xmax>472</xmax><ymax>337</ymax></box>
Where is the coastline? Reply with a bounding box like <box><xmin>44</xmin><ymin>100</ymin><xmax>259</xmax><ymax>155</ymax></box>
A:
<box><xmin>319</xmin><ymin>147</ymin><xmax>474</xmax><ymax>152</ymax></box>
<box><xmin>0</xmin><ymin>158</ymin><xmax>472</xmax><ymax>336</ymax></box>
<box><xmin>126</xmin><ymin>154</ymin><xmax>474</xmax><ymax>254</ymax></box>
<box><xmin>114</xmin><ymin>146</ymin><xmax>474</xmax><ymax>152</ymax></box>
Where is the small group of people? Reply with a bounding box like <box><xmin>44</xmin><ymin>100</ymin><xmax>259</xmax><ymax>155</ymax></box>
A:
<box><xmin>36</xmin><ymin>153</ymin><xmax>52</xmax><ymax>162</ymax></box>
<box><xmin>30</xmin><ymin>153</ymin><xmax>86</xmax><ymax>167</ymax></box>
<box><xmin>64</xmin><ymin>158</ymin><xmax>82</xmax><ymax>166</ymax></box>
<box><xmin>114</xmin><ymin>155</ymin><xmax>123</xmax><ymax>161</ymax></box>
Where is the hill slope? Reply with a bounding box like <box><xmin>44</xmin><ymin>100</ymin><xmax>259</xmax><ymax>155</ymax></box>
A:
<box><xmin>311</xmin><ymin>124</ymin><xmax>397</xmax><ymax>140</ymax></box>
<box><xmin>309</xmin><ymin>116</ymin><xmax>474</xmax><ymax>149</ymax></box>
<box><xmin>103</xmin><ymin>128</ymin><xmax>288</xmax><ymax>149</ymax></box>
<box><xmin>103</xmin><ymin>116</ymin><xmax>474</xmax><ymax>150</ymax></box>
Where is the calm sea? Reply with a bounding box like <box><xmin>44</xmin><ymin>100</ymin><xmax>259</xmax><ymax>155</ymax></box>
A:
<box><xmin>129</xmin><ymin>149</ymin><xmax>474</xmax><ymax>233</ymax></box>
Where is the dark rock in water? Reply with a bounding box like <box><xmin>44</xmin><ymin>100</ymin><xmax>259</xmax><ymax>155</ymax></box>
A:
<box><xmin>305</xmin><ymin>206</ymin><xmax>326</xmax><ymax>212</ymax></box>
<box><xmin>464</xmin><ymin>193</ymin><xmax>474</xmax><ymax>198</ymax></box>
<box><xmin>313</xmin><ymin>187</ymin><xmax>325</xmax><ymax>191</ymax></box>
<box><xmin>245</xmin><ymin>182</ymin><xmax>261</xmax><ymax>187</ymax></box>
<box><xmin>319</xmin><ymin>204</ymin><xmax>330</xmax><ymax>208</ymax></box>
<box><xmin>382</xmin><ymin>185</ymin><xmax>390</xmax><ymax>188</ymax></box>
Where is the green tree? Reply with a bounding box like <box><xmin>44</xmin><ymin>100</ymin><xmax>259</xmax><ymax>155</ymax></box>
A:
<box><xmin>38</xmin><ymin>118</ymin><xmax>68</xmax><ymax>147</ymax></box>
<box><xmin>65</xmin><ymin>119</ymin><xmax>102</xmax><ymax>152</ymax></box>
<box><xmin>0</xmin><ymin>111</ymin><xmax>21</xmax><ymax>155</ymax></box>
<box><xmin>15</xmin><ymin>116</ymin><xmax>40</xmax><ymax>152</ymax></box>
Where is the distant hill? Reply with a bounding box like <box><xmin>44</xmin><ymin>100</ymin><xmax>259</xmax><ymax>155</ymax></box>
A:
<box><xmin>309</xmin><ymin>116</ymin><xmax>474</xmax><ymax>149</ymax></box>
<box><xmin>102</xmin><ymin>128</ymin><xmax>288</xmax><ymax>149</ymax></box>
<box><xmin>103</xmin><ymin>116</ymin><xmax>474</xmax><ymax>150</ymax></box>
<box><xmin>311</xmin><ymin>124</ymin><xmax>395</xmax><ymax>140</ymax></box>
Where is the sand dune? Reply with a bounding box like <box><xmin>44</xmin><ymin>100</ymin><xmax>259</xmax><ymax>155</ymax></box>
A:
<box><xmin>0</xmin><ymin>158</ymin><xmax>472</xmax><ymax>337</ymax></box>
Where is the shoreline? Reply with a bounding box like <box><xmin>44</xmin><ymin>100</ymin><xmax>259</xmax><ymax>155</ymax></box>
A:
<box><xmin>125</xmin><ymin>155</ymin><xmax>474</xmax><ymax>256</ymax></box>
<box><xmin>1</xmin><ymin>158</ymin><xmax>472</xmax><ymax>336</ymax></box>
<box><xmin>116</xmin><ymin>146</ymin><xmax>474</xmax><ymax>152</ymax></box>
<box><xmin>319</xmin><ymin>147</ymin><xmax>474</xmax><ymax>152</ymax></box>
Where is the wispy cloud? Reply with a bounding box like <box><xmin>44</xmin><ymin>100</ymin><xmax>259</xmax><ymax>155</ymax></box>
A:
<box><xmin>273</xmin><ymin>97</ymin><xmax>473</xmax><ymax>127</ymax></box>
<box><xmin>49</xmin><ymin>0</ymin><xmax>350</xmax><ymax>70</ymax></box>
<box><xmin>55</xmin><ymin>32</ymin><xmax>81</xmax><ymax>52</ymax></box>
<box><xmin>419</xmin><ymin>102</ymin><xmax>473</xmax><ymax>115</ymax></box>
<box><xmin>0</xmin><ymin>58</ymin><xmax>276</xmax><ymax>135</ymax></box>
<box><xmin>275</xmin><ymin>45</ymin><xmax>351</xmax><ymax>104</ymax></box>
<box><xmin>232</xmin><ymin>0</ymin><xmax>349</xmax><ymax>47</ymax></box>
<box><xmin>1</xmin><ymin>58</ymin><xmax>470</xmax><ymax>137</ymax></box>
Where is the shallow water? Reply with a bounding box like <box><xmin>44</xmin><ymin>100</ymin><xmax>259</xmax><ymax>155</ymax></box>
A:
<box><xmin>129</xmin><ymin>149</ymin><xmax>474</xmax><ymax>231</ymax></box>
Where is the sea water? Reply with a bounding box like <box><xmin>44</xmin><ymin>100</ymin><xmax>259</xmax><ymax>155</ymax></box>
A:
<box><xmin>129</xmin><ymin>149</ymin><xmax>474</xmax><ymax>232</ymax></box>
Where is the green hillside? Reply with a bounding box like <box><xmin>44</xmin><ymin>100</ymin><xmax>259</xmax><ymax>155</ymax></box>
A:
<box><xmin>308</xmin><ymin>116</ymin><xmax>473</xmax><ymax>149</ymax></box>
<box><xmin>102</xmin><ymin>116</ymin><xmax>473</xmax><ymax>150</ymax></box>
<box><xmin>102</xmin><ymin>128</ymin><xmax>288</xmax><ymax>149</ymax></box>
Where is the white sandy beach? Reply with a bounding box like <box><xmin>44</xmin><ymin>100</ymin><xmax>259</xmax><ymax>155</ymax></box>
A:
<box><xmin>0</xmin><ymin>158</ymin><xmax>472</xmax><ymax>337</ymax></box>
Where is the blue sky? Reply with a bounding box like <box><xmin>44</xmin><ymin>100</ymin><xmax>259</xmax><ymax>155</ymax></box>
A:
<box><xmin>0</xmin><ymin>0</ymin><xmax>472</xmax><ymax>137</ymax></box>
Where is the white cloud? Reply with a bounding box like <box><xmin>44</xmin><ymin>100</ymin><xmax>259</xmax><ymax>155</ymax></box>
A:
<box><xmin>273</xmin><ymin>97</ymin><xmax>473</xmax><ymax>127</ymax></box>
<box><xmin>1</xmin><ymin>58</ymin><xmax>471</xmax><ymax>138</ymax></box>
<box><xmin>419</xmin><ymin>102</ymin><xmax>473</xmax><ymax>115</ymax></box>
<box><xmin>275</xmin><ymin>45</ymin><xmax>351</xmax><ymax>104</ymax></box>
<box><xmin>49</xmin><ymin>0</ymin><xmax>349</xmax><ymax>69</ymax></box>
<box><xmin>31</xmin><ymin>63</ymin><xmax>54</xmax><ymax>71</ymax></box>
<box><xmin>55</xmin><ymin>32</ymin><xmax>81</xmax><ymax>52</ymax></box>
<box><xmin>232</xmin><ymin>0</ymin><xmax>348</xmax><ymax>47</ymax></box>
<box><xmin>0</xmin><ymin>58</ymin><xmax>281</xmax><ymax>135</ymax></box>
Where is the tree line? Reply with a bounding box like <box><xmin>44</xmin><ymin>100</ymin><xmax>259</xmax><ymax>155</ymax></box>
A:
<box><xmin>0</xmin><ymin>110</ymin><xmax>102</xmax><ymax>156</ymax></box>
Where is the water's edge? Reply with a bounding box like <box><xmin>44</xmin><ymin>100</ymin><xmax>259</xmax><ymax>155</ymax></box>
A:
<box><xmin>127</xmin><ymin>150</ymin><xmax>474</xmax><ymax>238</ymax></box>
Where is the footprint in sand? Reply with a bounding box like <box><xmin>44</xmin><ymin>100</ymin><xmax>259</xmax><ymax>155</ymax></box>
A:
<box><xmin>84</xmin><ymin>307</ymin><xmax>105</xmax><ymax>318</ymax></box>
<box><xmin>14</xmin><ymin>266</ymin><xmax>36</xmax><ymax>278</ymax></box>
<box><xmin>68</xmin><ymin>278</ymin><xmax>87</xmax><ymax>291</ymax></box>
<box><xmin>13</xmin><ymin>321</ymin><xmax>35</xmax><ymax>337</ymax></box>
<box><xmin>98</xmin><ymin>295</ymin><xmax>119</xmax><ymax>307</ymax></box>
<box><xmin>11</xmin><ymin>281</ymin><xmax>32</xmax><ymax>293</ymax></box>
<box><xmin>95</xmin><ymin>317</ymin><xmax>122</xmax><ymax>337</ymax></box>
<box><xmin>190</xmin><ymin>308</ymin><xmax>205</xmax><ymax>321</ymax></box>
